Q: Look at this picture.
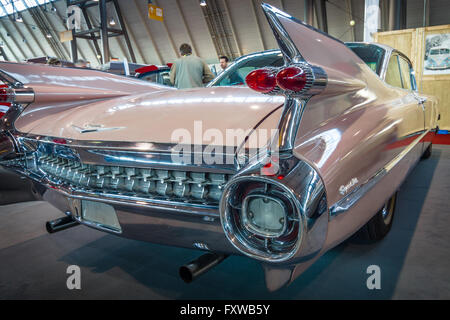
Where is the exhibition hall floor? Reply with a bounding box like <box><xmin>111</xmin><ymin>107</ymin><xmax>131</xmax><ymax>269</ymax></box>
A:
<box><xmin>0</xmin><ymin>145</ymin><xmax>449</xmax><ymax>299</ymax></box>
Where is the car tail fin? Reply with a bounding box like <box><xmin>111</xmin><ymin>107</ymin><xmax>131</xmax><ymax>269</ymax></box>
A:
<box><xmin>0</xmin><ymin>61</ymin><xmax>173</xmax><ymax>106</ymax></box>
<box><xmin>261</xmin><ymin>3</ymin><xmax>368</xmax><ymax>80</ymax></box>
<box><xmin>247</xmin><ymin>3</ymin><xmax>371</xmax><ymax>153</ymax></box>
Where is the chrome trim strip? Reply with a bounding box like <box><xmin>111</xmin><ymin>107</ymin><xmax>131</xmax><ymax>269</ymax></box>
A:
<box><xmin>330</xmin><ymin>129</ymin><xmax>429</xmax><ymax>217</ymax></box>
<box><xmin>15</xmin><ymin>134</ymin><xmax>240</xmax><ymax>173</ymax></box>
<box><xmin>276</xmin><ymin>98</ymin><xmax>307</xmax><ymax>152</ymax></box>
<box><xmin>12</xmin><ymin>88</ymin><xmax>35</xmax><ymax>103</ymax></box>
<box><xmin>74</xmin><ymin>215</ymin><xmax>122</xmax><ymax>235</ymax></box>
<box><xmin>0</xmin><ymin>69</ymin><xmax>23</xmax><ymax>88</ymax></box>
<box><xmin>7</xmin><ymin>167</ymin><xmax>220</xmax><ymax>217</ymax></box>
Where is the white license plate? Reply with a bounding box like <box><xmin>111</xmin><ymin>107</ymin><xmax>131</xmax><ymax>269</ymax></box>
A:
<box><xmin>81</xmin><ymin>200</ymin><xmax>122</xmax><ymax>232</ymax></box>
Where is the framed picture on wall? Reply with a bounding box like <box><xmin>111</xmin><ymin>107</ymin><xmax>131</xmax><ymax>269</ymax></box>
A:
<box><xmin>424</xmin><ymin>33</ymin><xmax>450</xmax><ymax>75</ymax></box>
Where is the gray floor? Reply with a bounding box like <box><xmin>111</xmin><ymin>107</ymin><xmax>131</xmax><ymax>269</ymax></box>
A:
<box><xmin>0</xmin><ymin>146</ymin><xmax>449</xmax><ymax>299</ymax></box>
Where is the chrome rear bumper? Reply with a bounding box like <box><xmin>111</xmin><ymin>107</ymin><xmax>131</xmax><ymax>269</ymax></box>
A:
<box><xmin>34</xmin><ymin>180</ymin><xmax>240</xmax><ymax>255</ymax></box>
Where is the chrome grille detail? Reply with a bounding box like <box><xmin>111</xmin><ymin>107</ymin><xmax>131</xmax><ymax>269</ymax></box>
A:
<box><xmin>36</xmin><ymin>153</ymin><xmax>232</xmax><ymax>205</ymax></box>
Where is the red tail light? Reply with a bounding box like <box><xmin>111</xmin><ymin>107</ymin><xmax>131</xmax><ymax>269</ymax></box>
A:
<box><xmin>135</xmin><ymin>65</ymin><xmax>159</xmax><ymax>74</ymax></box>
<box><xmin>245</xmin><ymin>63</ymin><xmax>326</xmax><ymax>98</ymax></box>
<box><xmin>0</xmin><ymin>85</ymin><xmax>11</xmax><ymax>119</ymax></box>
<box><xmin>276</xmin><ymin>66</ymin><xmax>307</xmax><ymax>92</ymax></box>
<box><xmin>245</xmin><ymin>68</ymin><xmax>277</xmax><ymax>93</ymax></box>
<box><xmin>0</xmin><ymin>85</ymin><xmax>12</xmax><ymax>106</ymax></box>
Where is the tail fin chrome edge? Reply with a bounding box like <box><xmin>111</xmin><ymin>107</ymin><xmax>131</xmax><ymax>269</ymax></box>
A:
<box><xmin>260</xmin><ymin>3</ymin><xmax>329</xmax><ymax>153</ymax></box>
<box><xmin>261</xmin><ymin>3</ymin><xmax>303</xmax><ymax>64</ymax></box>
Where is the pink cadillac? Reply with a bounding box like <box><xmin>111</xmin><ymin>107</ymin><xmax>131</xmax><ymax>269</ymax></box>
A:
<box><xmin>0</xmin><ymin>4</ymin><xmax>439</xmax><ymax>291</ymax></box>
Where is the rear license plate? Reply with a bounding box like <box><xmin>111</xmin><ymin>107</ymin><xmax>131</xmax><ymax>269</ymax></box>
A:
<box><xmin>81</xmin><ymin>200</ymin><xmax>122</xmax><ymax>232</ymax></box>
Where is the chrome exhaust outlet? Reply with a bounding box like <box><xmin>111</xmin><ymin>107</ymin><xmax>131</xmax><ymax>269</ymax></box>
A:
<box><xmin>179</xmin><ymin>253</ymin><xmax>228</xmax><ymax>283</ymax></box>
<box><xmin>46</xmin><ymin>215</ymin><xmax>79</xmax><ymax>234</ymax></box>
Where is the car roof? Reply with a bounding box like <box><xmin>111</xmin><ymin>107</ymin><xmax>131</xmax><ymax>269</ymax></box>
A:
<box><xmin>430</xmin><ymin>46</ymin><xmax>450</xmax><ymax>50</ymax></box>
<box><xmin>234</xmin><ymin>42</ymin><xmax>394</xmax><ymax>61</ymax></box>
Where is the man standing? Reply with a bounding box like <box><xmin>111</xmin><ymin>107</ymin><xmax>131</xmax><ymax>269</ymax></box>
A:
<box><xmin>170</xmin><ymin>43</ymin><xmax>215</xmax><ymax>89</ymax></box>
<box><xmin>219</xmin><ymin>56</ymin><xmax>229</xmax><ymax>72</ymax></box>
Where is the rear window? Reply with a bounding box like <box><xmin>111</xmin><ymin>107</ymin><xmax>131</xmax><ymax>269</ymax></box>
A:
<box><xmin>210</xmin><ymin>51</ymin><xmax>284</xmax><ymax>87</ymax></box>
<box><xmin>430</xmin><ymin>48</ymin><xmax>449</xmax><ymax>55</ymax></box>
<box><xmin>345</xmin><ymin>43</ymin><xmax>386</xmax><ymax>75</ymax></box>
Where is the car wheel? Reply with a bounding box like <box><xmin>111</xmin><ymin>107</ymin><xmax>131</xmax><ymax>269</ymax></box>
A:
<box><xmin>355</xmin><ymin>192</ymin><xmax>397</xmax><ymax>242</ymax></box>
<box><xmin>421</xmin><ymin>143</ymin><xmax>432</xmax><ymax>160</ymax></box>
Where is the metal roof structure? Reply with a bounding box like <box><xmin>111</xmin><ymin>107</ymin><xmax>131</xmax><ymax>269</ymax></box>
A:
<box><xmin>0</xmin><ymin>0</ymin><xmax>375</xmax><ymax>67</ymax></box>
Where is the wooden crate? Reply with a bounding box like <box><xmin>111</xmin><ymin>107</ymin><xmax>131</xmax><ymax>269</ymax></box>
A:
<box><xmin>374</xmin><ymin>25</ymin><xmax>450</xmax><ymax>130</ymax></box>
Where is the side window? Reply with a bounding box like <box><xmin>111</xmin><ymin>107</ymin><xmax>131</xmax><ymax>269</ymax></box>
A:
<box><xmin>398</xmin><ymin>57</ymin><xmax>413</xmax><ymax>90</ymax></box>
<box><xmin>385</xmin><ymin>55</ymin><xmax>403</xmax><ymax>88</ymax></box>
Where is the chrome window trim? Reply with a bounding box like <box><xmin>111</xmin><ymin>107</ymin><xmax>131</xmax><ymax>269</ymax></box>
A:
<box><xmin>330</xmin><ymin>129</ymin><xmax>429</xmax><ymax>217</ymax></box>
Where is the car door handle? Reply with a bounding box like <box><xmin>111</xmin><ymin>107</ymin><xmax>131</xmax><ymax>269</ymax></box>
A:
<box><xmin>417</xmin><ymin>97</ymin><xmax>427</xmax><ymax>104</ymax></box>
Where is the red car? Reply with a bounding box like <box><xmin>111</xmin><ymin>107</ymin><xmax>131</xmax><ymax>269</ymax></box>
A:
<box><xmin>135</xmin><ymin>64</ymin><xmax>172</xmax><ymax>86</ymax></box>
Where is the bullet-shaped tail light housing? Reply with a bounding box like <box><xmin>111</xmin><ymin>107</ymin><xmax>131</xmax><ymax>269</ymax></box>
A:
<box><xmin>245</xmin><ymin>62</ymin><xmax>327</xmax><ymax>98</ymax></box>
<box><xmin>0</xmin><ymin>86</ymin><xmax>34</xmax><ymax>105</ymax></box>
<box><xmin>276</xmin><ymin>66</ymin><xmax>308</xmax><ymax>92</ymax></box>
<box><xmin>245</xmin><ymin>67</ymin><xmax>279</xmax><ymax>94</ymax></box>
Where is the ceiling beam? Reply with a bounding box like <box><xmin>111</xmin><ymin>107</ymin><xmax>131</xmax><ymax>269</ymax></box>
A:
<box><xmin>47</xmin><ymin>1</ymin><xmax>89</xmax><ymax>61</ymax></box>
<box><xmin>197</xmin><ymin>0</ymin><xmax>220</xmax><ymax>59</ymax></box>
<box><xmin>250</xmin><ymin>0</ymin><xmax>266</xmax><ymax>51</ymax></box>
<box><xmin>112</xmin><ymin>0</ymin><xmax>136</xmax><ymax>63</ymax></box>
<box><xmin>153</xmin><ymin>0</ymin><xmax>179</xmax><ymax>59</ymax></box>
<box><xmin>114</xmin><ymin>1</ymin><xmax>147</xmax><ymax>64</ymax></box>
<box><xmin>174</xmin><ymin>0</ymin><xmax>198</xmax><ymax>56</ymax></box>
<box><xmin>204</xmin><ymin>0</ymin><xmax>233</xmax><ymax>58</ymax></box>
<box><xmin>32</xmin><ymin>3</ymin><xmax>71</xmax><ymax>60</ymax></box>
<box><xmin>0</xmin><ymin>2</ymin><xmax>37</xmax><ymax>58</ymax></box>
<box><xmin>220</xmin><ymin>0</ymin><xmax>242</xmax><ymax>56</ymax></box>
<box><xmin>22</xmin><ymin>1</ymin><xmax>60</xmax><ymax>58</ymax></box>
<box><xmin>0</xmin><ymin>19</ymin><xmax>29</xmax><ymax>60</ymax></box>
<box><xmin>132</xmin><ymin>0</ymin><xmax>163</xmax><ymax>64</ymax></box>
<box><xmin>0</xmin><ymin>33</ymin><xmax>20</xmax><ymax>61</ymax></box>
<box><xmin>82</xmin><ymin>6</ymin><xmax>103</xmax><ymax>64</ymax></box>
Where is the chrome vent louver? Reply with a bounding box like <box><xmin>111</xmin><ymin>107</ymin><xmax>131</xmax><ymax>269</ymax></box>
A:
<box><xmin>35</xmin><ymin>153</ymin><xmax>231</xmax><ymax>205</ymax></box>
<box><xmin>1</xmin><ymin>139</ymin><xmax>236</xmax><ymax>206</ymax></box>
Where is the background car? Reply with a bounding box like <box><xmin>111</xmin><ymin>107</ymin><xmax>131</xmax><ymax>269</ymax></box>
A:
<box><xmin>426</xmin><ymin>46</ymin><xmax>450</xmax><ymax>70</ymax></box>
<box><xmin>135</xmin><ymin>64</ymin><xmax>172</xmax><ymax>86</ymax></box>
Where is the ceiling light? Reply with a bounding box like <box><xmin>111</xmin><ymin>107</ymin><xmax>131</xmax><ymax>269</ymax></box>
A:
<box><xmin>46</xmin><ymin>34</ymin><xmax>52</xmax><ymax>38</ymax></box>
<box><xmin>349</xmin><ymin>20</ymin><xmax>356</xmax><ymax>26</ymax></box>
<box><xmin>109</xmin><ymin>18</ymin><xmax>116</xmax><ymax>26</ymax></box>
<box><xmin>16</xmin><ymin>14</ymin><xmax>23</xmax><ymax>23</ymax></box>
<box><xmin>200</xmin><ymin>0</ymin><xmax>207</xmax><ymax>6</ymax></box>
